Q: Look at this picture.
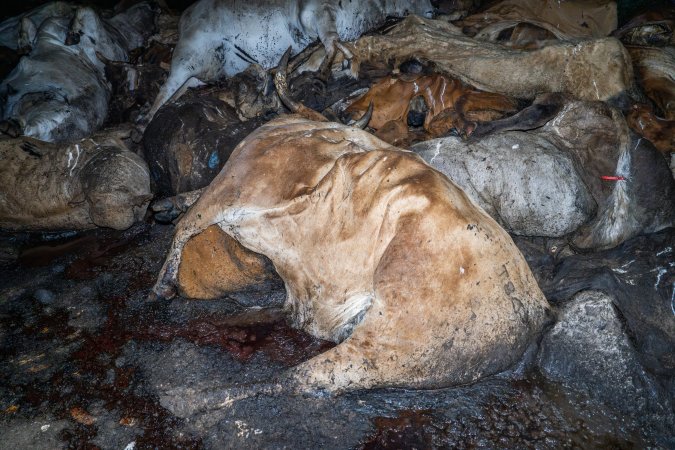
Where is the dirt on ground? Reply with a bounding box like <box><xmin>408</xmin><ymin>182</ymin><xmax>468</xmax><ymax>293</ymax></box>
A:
<box><xmin>1</xmin><ymin>222</ymin><xmax>673</xmax><ymax>449</ymax></box>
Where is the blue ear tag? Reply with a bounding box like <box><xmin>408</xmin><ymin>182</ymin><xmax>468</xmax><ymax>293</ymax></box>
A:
<box><xmin>208</xmin><ymin>151</ymin><xmax>220</xmax><ymax>169</ymax></box>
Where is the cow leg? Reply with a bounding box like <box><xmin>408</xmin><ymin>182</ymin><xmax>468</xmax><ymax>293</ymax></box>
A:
<box><xmin>312</xmin><ymin>6</ymin><xmax>357</xmax><ymax>80</ymax></box>
<box><xmin>140</xmin><ymin>38</ymin><xmax>209</xmax><ymax>125</ymax></box>
<box><xmin>151</xmin><ymin>188</ymin><xmax>206</xmax><ymax>223</ymax></box>
<box><xmin>151</xmin><ymin>203</ymin><xmax>224</xmax><ymax>300</ymax></box>
<box><xmin>152</xmin><ymin>224</ymin><xmax>207</xmax><ymax>300</ymax></box>
<box><xmin>281</xmin><ymin>296</ymin><xmax>411</xmax><ymax>393</ymax></box>
<box><xmin>470</xmin><ymin>94</ymin><xmax>564</xmax><ymax>139</ymax></box>
<box><xmin>142</xmin><ymin>73</ymin><xmax>197</xmax><ymax>126</ymax></box>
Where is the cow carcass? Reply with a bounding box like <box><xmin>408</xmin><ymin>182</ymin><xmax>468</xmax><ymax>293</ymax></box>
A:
<box><xmin>345</xmin><ymin>72</ymin><xmax>519</xmax><ymax>144</ymax></box>
<box><xmin>336</xmin><ymin>15</ymin><xmax>633</xmax><ymax>103</ymax></box>
<box><xmin>140</xmin><ymin>0</ymin><xmax>458</xmax><ymax>123</ymax></box>
<box><xmin>627</xmin><ymin>46</ymin><xmax>675</xmax><ymax>121</ymax></box>
<box><xmin>0</xmin><ymin>1</ymin><xmax>75</xmax><ymax>50</ymax></box>
<box><xmin>142</xmin><ymin>84</ymin><xmax>272</xmax><ymax>196</ymax></box>
<box><xmin>626</xmin><ymin>103</ymin><xmax>674</xmax><ymax>156</ymax></box>
<box><xmin>0</xmin><ymin>3</ymin><xmax>156</xmax><ymax>143</ymax></box>
<box><xmin>456</xmin><ymin>0</ymin><xmax>617</xmax><ymax>48</ymax></box>
<box><xmin>0</xmin><ymin>131</ymin><xmax>151</xmax><ymax>231</ymax></box>
<box><xmin>0</xmin><ymin>16</ymin><xmax>109</xmax><ymax>143</ymax></box>
<box><xmin>613</xmin><ymin>6</ymin><xmax>674</xmax><ymax>47</ymax></box>
<box><xmin>151</xmin><ymin>113</ymin><xmax>551</xmax><ymax>394</ymax></box>
<box><xmin>413</xmin><ymin>98</ymin><xmax>675</xmax><ymax>249</ymax></box>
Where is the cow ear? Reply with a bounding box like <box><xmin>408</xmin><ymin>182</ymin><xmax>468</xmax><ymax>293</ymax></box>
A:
<box><xmin>18</xmin><ymin>18</ymin><xmax>37</xmax><ymax>54</ymax></box>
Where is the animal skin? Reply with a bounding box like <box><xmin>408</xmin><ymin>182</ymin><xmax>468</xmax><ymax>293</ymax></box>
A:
<box><xmin>141</xmin><ymin>0</ymin><xmax>453</xmax><ymax>123</ymax></box>
<box><xmin>626</xmin><ymin>104</ymin><xmax>674</xmax><ymax>155</ymax></box>
<box><xmin>152</xmin><ymin>114</ymin><xmax>551</xmax><ymax>394</ymax></box>
<box><xmin>627</xmin><ymin>46</ymin><xmax>675</xmax><ymax>121</ymax></box>
<box><xmin>0</xmin><ymin>16</ymin><xmax>109</xmax><ymax>143</ymax></box>
<box><xmin>340</xmin><ymin>15</ymin><xmax>634</xmax><ymax>102</ymax></box>
<box><xmin>416</xmin><ymin>97</ymin><xmax>675</xmax><ymax>250</ymax></box>
<box><xmin>0</xmin><ymin>131</ymin><xmax>151</xmax><ymax>231</ymax></box>
<box><xmin>0</xmin><ymin>1</ymin><xmax>74</xmax><ymax>50</ymax></box>
<box><xmin>178</xmin><ymin>224</ymin><xmax>278</xmax><ymax>299</ymax></box>
<box><xmin>346</xmin><ymin>73</ymin><xmax>518</xmax><ymax>143</ymax></box>
<box><xmin>613</xmin><ymin>6</ymin><xmax>675</xmax><ymax>46</ymax></box>
<box><xmin>0</xmin><ymin>3</ymin><xmax>156</xmax><ymax>142</ymax></box>
<box><xmin>457</xmin><ymin>0</ymin><xmax>617</xmax><ymax>39</ymax></box>
<box><xmin>65</xmin><ymin>2</ymin><xmax>157</xmax><ymax>72</ymax></box>
<box><xmin>142</xmin><ymin>83</ymin><xmax>273</xmax><ymax>196</ymax></box>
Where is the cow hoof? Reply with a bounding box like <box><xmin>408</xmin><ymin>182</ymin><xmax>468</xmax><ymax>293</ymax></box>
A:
<box><xmin>149</xmin><ymin>283</ymin><xmax>176</xmax><ymax>301</ymax></box>
<box><xmin>151</xmin><ymin>197</ymin><xmax>183</xmax><ymax>223</ymax></box>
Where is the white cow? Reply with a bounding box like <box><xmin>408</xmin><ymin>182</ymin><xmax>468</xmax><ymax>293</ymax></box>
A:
<box><xmin>0</xmin><ymin>3</ymin><xmax>156</xmax><ymax>142</ymax></box>
<box><xmin>141</xmin><ymin>0</ymin><xmax>456</xmax><ymax>123</ymax></box>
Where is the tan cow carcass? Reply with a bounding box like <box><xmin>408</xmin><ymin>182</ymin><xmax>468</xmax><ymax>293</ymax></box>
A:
<box><xmin>0</xmin><ymin>131</ymin><xmax>151</xmax><ymax>231</ymax></box>
<box><xmin>152</xmin><ymin>105</ymin><xmax>551</xmax><ymax>394</ymax></box>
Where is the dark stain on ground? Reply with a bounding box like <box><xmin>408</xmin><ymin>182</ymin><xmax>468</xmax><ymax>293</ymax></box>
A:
<box><xmin>136</xmin><ymin>317</ymin><xmax>335</xmax><ymax>365</ymax></box>
<box><xmin>361</xmin><ymin>409</ymin><xmax>436</xmax><ymax>449</ymax></box>
<box><xmin>2</xmin><ymin>223</ymin><xmax>336</xmax><ymax>448</ymax></box>
<box><xmin>359</xmin><ymin>377</ymin><xmax>646</xmax><ymax>450</ymax></box>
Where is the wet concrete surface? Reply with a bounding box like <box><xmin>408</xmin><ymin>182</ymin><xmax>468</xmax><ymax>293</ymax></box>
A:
<box><xmin>1</xmin><ymin>222</ymin><xmax>673</xmax><ymax>449</ymax></box>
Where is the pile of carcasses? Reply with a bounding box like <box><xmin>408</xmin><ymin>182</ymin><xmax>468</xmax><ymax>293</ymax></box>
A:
<box><xmin>0</xmin><ymin>0</ymin><xmax>673</xmax><ymax>418</ymax></box>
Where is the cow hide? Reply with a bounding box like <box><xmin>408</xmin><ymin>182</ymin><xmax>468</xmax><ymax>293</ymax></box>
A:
<box><xmin>413</xmin><ymin>99</ymin><xmax>675</xmax><ymax>249</ymax></box>
<box><xmin>0</xmin><ymin>16</ymin><xmax>110</xmax><ymax>143</ymax></box>
<box><xmin>627</xmin><ymin>45</ymin><xmax>675</xmax><ymax>120</ymax></box>
<box><xmin>143</xmin><ymin>84</ymin><xmax>272</xmax><ymax>196</ymax></box>
<box><xmin>0</xmin><ymin>3</ymin><xmax>157</xmax><ymax>143</ymax></box>
<box><xmin>339</xmin><ymin>15</ymin><xmax>633</xmax><ymax>102</ymax></box>
<box><xmin>457</xmin><ymin>0</ymin><xmax>617</xmax><ymax>39</ymax></box>
<box><xmin>412</xmin><ymin>132</ymin><xmax>595</xmax><ymax>237</ymax></box>
<box><xmin>152</xmin><ymin>115</ymin><xmax>551</xmax><ymax>394</ymax></box>
<box><xmin>0</xmin><ymin>131</ymin><xmax>151</xmax><ymax>231</ymax></box>
<box><xmin>345</xmin><ymin>73</ymin><xmax>518</xmax><ymax>143</ymax></box>
<box><xmin>0</xmin><ymin>1</ymin><xmax>75</xmax><ymax>50</ymax></box>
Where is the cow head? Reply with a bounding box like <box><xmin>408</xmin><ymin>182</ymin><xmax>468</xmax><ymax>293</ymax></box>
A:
<box><xmin>18</xmin><ymin>18</ymin><xmax>37</xmax><ymax>55</ymax></box>
<box><xmin>65</xmin><ymin>7</ymin><xmax>100</xmax><ymax>46</ymax></box>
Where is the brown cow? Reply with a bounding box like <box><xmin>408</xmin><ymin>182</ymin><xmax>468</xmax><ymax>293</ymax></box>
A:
<box><xmin>626</xmin><ymin>103</ymin><xmax>674</xmax><ymax>155</ymax></box>
<box><xmin>457</xmin><ymin>0</ymin><xmax>617</xmax><ymax>40</ymax></box>
<box><xmin>346</xmin><ymin>73</ymin><xmax>518</xmax><ymax>144</ymax></box>
<box><xmin>151</xmin><ymin>56</ymin><xmax>551</xmax><ymax>398</ymax></box>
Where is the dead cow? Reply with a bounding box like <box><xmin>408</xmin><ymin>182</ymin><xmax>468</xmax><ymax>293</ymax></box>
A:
<box><xmin>0</xmin><ymin>131</ymin><xmax>151</xmax><ymax>231</ymax></box>
<box><xmin>151</xmin><ymin>59</ymin><xmax>551</xmax><ymax>398</ymax></box>
<box><xmin>0</xmin><ymin>16</ymin><xmax>109</xmax><ymax>143</ymax></box>
<box><xmin>141</xmin><ymin>0</ymin><xmax>459</xmax><ymax>123</ymax></box>
<box><xmin>0</xmin><ymin>3</ymin><xmax>156</xmax><ymax>143</ymax></box>
<box><xmin>346</xmin><ymin>72</ymin><xmax>519</xmax><ymax>144</ymax></box>
<box><xmin>414</xmin><ymin>97</ymin><xmax>675</xmax><ymax>250</ymax></box>
<box><xmin>0</xmin><ymin>1</ymin><xmax>75</xmax><ymax>50</ymax></box>
<box><xmin>142</xmin><ymin>84</ymin><xmax>271</xmax><ymax>196</ymax></box>
<box><xmin>337</xmin><ymin>15</ymin><xmax>633</xmax><ymax>103</ymax></box>
<box><xmin>627</xmin><ymin>46</ymin><xmax>675</xmax><ymax>121</ymax></box>
<box><xmin>457</xmin><ymin>0</ymin><xmax>617</xmax><ymax>46</ymax></box>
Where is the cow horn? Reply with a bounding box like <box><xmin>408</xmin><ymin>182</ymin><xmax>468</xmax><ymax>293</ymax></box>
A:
<box><xmin>351</xmin><ymin>101</ymin><xmax>373</xmax><ymax>129</ymax></box>
<box><xmin>274</xmin><ymin>46</ymin><xmax>371</xmax><ymax>128</ymax></box>
<box><xmin>274</xmin><ymin>47</ymin><xmax>328</xmax><ymax>122</ymax></box>
<box><xmin>95</xmin><ymin>51</ymin><xmax>111</xmax><ymax>65</ymax></box>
